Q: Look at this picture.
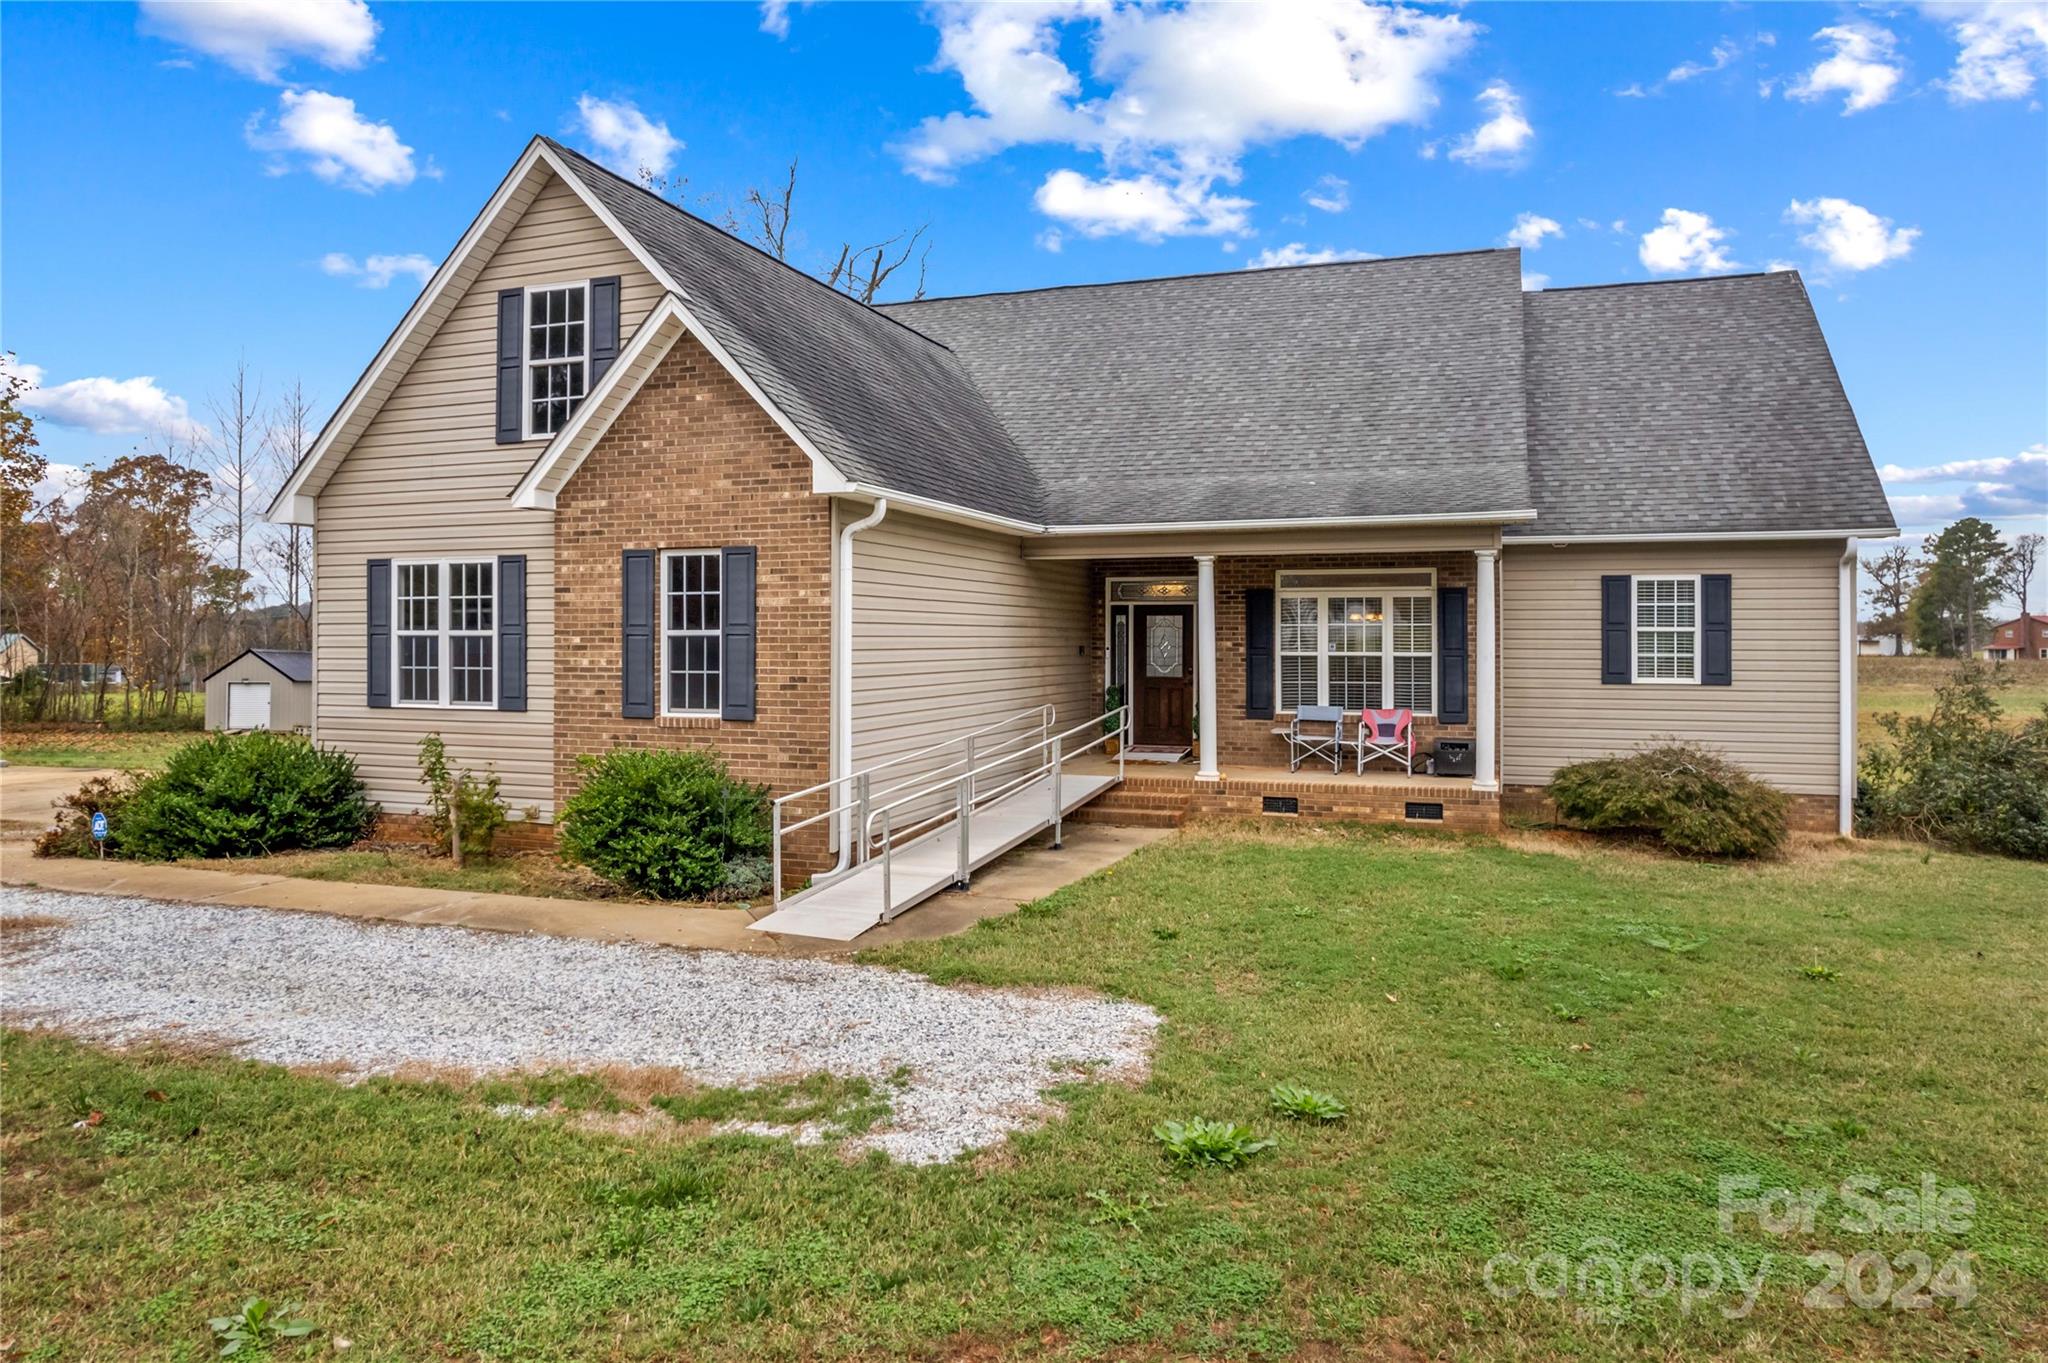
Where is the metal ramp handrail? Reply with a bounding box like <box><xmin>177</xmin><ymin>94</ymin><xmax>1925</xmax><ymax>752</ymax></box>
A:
<box><xmin>771</xmin><ymin>703</ymin><xmax>1056</xmax><ymax>901</ymax></box>
<box><xmin>772</xmin><ymin>703</ymin><xmax>1129</xmax><ymax>919</ymax></box>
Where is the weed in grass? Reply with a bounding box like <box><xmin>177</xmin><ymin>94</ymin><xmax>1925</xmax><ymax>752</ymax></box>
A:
<box><xmin>206</xmin><ymin>1298</ymin><xmax>314</xmax><ymax>1356</ymax></box>
<box><xmin>1153</xmin><ymin>1117</ymin><xmax>1277</xmax><ymax>1168</ymax></box>
<box><xmin>1268</xmin><ymin>1083</ymin><xmax>1348</xmax><ymax>1122</ymax></box>
<box><xmin>651</xmin><ymin>1072</ymin><xmax>893</xmax><ymax>1138</ymax></box>
<box><xmin>1549</xmin><ymin>1002</ymin><xmax>1586</xmax><ymax>1023</ymax></box>
<box><xmin>477</xmin><ymin>1070</ymin><xmax>628</xmax><ymax>1114</ymax></box>
<box><xmin>1083</xmin><ymin>1188</ymin><xmax>1158</xmax><ymax>1231</ymax></box>
<box><xmin>1799</xmin><ymin>962</ymin><xmax>1840</xmax><ymax>982</ymax></box>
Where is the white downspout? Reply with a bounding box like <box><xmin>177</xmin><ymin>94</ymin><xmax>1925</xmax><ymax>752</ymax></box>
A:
<box><xmin>1838</xmin><ymin>541</ymin><xmax>1857</xmax><ymax>837</ymax></box>
<box><xmin>832</xmin><ymin>497</ymin><xmax>889</xmax><ymax>871</ymax></box>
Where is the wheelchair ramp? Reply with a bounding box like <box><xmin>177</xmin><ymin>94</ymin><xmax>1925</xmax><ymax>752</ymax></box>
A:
<box><xmin>749</xmin><ymin>771</ymin><xmax>1118</xmax><ymax>941</ymax></box>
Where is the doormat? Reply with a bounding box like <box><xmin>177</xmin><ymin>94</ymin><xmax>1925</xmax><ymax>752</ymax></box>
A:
<box><xmin>1123</xmin><ymin>746</ymin><xmax>1191</xmax><ymax>763</ymax></box>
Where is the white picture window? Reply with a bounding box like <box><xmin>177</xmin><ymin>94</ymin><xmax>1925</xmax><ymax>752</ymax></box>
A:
<box><xmin>1632</xmin><ymin>576</ymin><xmax>1699</xmax><ymax>683</ymax></box>
<box><xmin>525</xmin><ymin>282</ymin><xmax>588</xmax><ymax>438</ymax></box>
<box><xmin>1277</xmin><ymin>580</ymin><xmax>1434</xmax><ymax>714</ymax></box>
<box><xmin>394</xmin><ymin>559</ymin><xmax>495</xmax><ymax>707</ymax></box>
<box><xmin>663</xmin><ymin>550</ymin><xmax>722</xmax><ymax>715</ymax></box>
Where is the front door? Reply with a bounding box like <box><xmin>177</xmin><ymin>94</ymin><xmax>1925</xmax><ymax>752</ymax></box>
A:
<box><xmin>1132</xmin><ymin>605</ymin><xmax>1194</xmax><ymax>747</ymax></box>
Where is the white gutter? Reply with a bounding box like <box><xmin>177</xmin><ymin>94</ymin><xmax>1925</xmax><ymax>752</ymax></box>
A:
<box><xmin>831</xmin><ymin>497</ymin><xmax>889</xmax><ymax>871</ymax></box>
<box><xmin>1515</xmin><ymin>527</ymin><xmax>1899</xmax><ymax>546</ymax></box>
<box><xmin>1839</xmin><ymin>540</ymin><xmax>1858</xmax><ymax>837</ymax></box>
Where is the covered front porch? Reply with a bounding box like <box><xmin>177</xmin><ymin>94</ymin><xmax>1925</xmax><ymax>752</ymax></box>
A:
<box><xmin>1031</xmin><ymin>525</ymin><xmax>1504</xmax><ymax>825</ymax></box>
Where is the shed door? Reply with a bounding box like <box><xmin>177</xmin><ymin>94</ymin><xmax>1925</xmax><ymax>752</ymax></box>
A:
<box><xmin>227</xmin><ymin>682</ymin><xmax>273</xmax><ymax>730</ymax></box>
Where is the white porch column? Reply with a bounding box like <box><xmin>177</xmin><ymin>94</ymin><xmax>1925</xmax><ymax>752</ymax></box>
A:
<box><xmin>1195</xmin><ymin>554</ymin><xmax>1221</xmax><ymax>781</ymax></box>
<box><xmin>1473</xmin><ymin>548</ymin><xmax>1499</xmax><ymax>792</ymax></box>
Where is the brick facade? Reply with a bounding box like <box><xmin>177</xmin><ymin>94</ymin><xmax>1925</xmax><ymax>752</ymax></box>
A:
<box><xmin>552</xmin><ymin>333</ymin><xmax>836</xmax><ymax>871</ymax></box>
<box><xmin>1502</xmin><ymin>784</ymin><xmax>1841</xmax><ymax>835</ymax></box>
<box><xmin>1088</xmin><ymin>552</ymin><xmax>1487</xmax><ymax>770</ymax></box>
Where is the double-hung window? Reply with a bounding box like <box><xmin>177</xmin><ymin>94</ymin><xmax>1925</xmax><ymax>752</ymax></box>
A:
<box><xmin>394</xmin><ymin>559</ymin><xmax>495</xmax><ymax>706</ymax></box>
<box><xmin>663</xmin><ymin>550</ymin><xmax>721</xmax><ymax>716</ymax></box>
<box><xmin>1277</xmin><ymin>573</ymin><xmax>1435</xmax><ymax>714</ymax></box>
<box><xmin>525</xmin><ymin>282</ymin><xmax>588</xmax><ymax>438</ymax></box>
<box><xmin>1631</xmin><ymin>575</ymin><xmax>1699</xmax><ymax>683</ymax></box>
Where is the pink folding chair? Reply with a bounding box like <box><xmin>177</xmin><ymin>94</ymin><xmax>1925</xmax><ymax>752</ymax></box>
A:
<box><xmin>1355</xmin><ymin>709</ymin><xmax>1414</xmax><ymax>775</ymax></box>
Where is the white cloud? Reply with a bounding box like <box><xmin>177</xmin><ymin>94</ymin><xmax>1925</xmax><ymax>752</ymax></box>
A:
<box><xmin>573</xmin><ymin>94</ymin><xmax>683</xmax><ymax>179</ymax></box>
<box><xmin>1034</xmin><ymin>169</ymin><xmax>1252</xmax><ymax>241</ymax></box>
<box><xmin>1786</xmin><ymin>197</ymin><xmax>1919</xmax><ymax>271</ymax></box>
<box><xmin>1766</xmin><ymin>258</ymin><xmax>1800</xmax><ymax>273</ymax></box>
<box><xmin>1304</xmin><ymin>174</ymin><xmax>1350</xmax><ymax>214</ymax></box>
<box><xmin>319</xmin><ymin>251</ymin><xmax>435</xmax><ymax>289</ymax></box>
<box><xmin>1614</xmin><ymin>82</ymin><xmax>1649</xmax><ymax>99</ymax></box>
<box><xmin>1879</xmin><ymin>447</ymin><xmax>2048</xmax><ymax>483</ymax></box>
<box><xmin>1932</xmin><ymin>1</ymin><xmax>2048</xmax><ymax>102</ymax></box>
<box><xmin>760</xmin><ymin>1</ymin><xmax>791</xmax><ymax>39</ymax></box>
<box><xmin>1449</xmin><ymin>81</ymin><xmax>1533</xmax><ymax>166</ymax></box>
<box><xmin>1880</xmin><ymin>445</ymin><xmax>2048</xmax><ymax>528</ymax></box>
<box><xmin>1520</xmin><ymin>272</ymin><xmax>1550</xmax><ymax>291</ymax></box>
<box><xmin>139</xmin><ymin>0</ymin><xmax>376</xmax><ymax>82</ymax></box>
<box><xmin>1638</xmin><ymin>208</ymin><xmax>1737</xmax><ymax>274</ymax></box>
<box><xmin>30</xmin><ymin>461</ymin><xmax>89</xmax><ymax>513</ymax></box>
<box><xmin>1244</xmin><ymin>243</ymin><xmax>1380</xmax><ymax>269</ymax></box>
<box><xmin>1035</xmin><ymin>227</ymin><xmax>1064</xmax><ymax>254</ymax></box>
<box><xmin>1503</xmin><ymin>212</ymin><xmax>1562</xmax><ymax>250</ymax></box>
<box><xmin>3</xmin><ymin>359</ymin><xmax>209</xmax><ymax>443</ymax></box>
<box><xmin>1668</xmin><ymin>36</ymin><xmax>1742</xmax><ymax>83</ymax></box>
<box><xmin>1786</xmin><ymin>24</ymin><xmax>1904</xmax><ymax>113</ymax></box>
<box><xmin>246</xmin><ymin>89</ymin><xmax>418</xmax><ymax>191</ymax></box>
<box><xmin>898</xmin><ymin>1</ymin><xmax>1472</xmax><ymax>239</ymax></box>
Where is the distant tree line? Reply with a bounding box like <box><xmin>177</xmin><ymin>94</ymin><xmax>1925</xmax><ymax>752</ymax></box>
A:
<box><xmin>1864</xmin><ymin>518</ymin><xmax>2042</xmax><ymax>657</ymax></box>
<box><xmin>0</xmin><ymin>355</ymin><xmax>313</xmax><ymax>724</ymax></box>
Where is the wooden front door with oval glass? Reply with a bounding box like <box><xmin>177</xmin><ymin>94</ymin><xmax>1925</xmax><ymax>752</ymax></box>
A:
<box><xmin>1132</xmin><ymin>604</ymin><xmax>1194</xmax><ymax>747</ymax></box>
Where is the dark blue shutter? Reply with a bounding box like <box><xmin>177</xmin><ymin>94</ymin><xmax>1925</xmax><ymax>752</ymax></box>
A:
<box><xmin>621</xmin><ymin>550</ymin><xmax>655</xmax><ymax>718</ymax></box>
<box><xmin>497</xmin><ymin>555</ymin><xmax>527</xmax><ymax>712</ymax></box>
<box><xmin>1701</xmin><ymin>574</ymin><xmax>1732</xmax><ymax>686</ymax></box>
<box><xmin>721</xmin><ymin>546</ymin><xmax>757</xmax><ymax>722</ymax></box>
<box><xmin>1437</xmin><ymin>586</ymin><xmax>1470</xmax><ymax>723</ymax></box>
<box><xmin>590</xmin><ymin>276</ymin><xmax>621</xmax><ymax>384</ymax></box>
<box><xmin>366</xmin><ymin>559</ymin><xmax>391</xmax><ymax>707</ymax></box>
<box><xmin>1244</xmin><ymin>587</ymin><xmax>1275</xmax><ymax>719</ymax></box>
<box><xmin>496</xmin><ymin>289</ymin><xmax>523</xmax><ymax>444</ymax></box>
<box><xmin>1601</xmin><ymin>575</ymin><xmax>1632</xmax><ymax>684</ymax></box>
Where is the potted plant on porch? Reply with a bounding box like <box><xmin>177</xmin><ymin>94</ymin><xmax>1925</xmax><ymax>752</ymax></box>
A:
<box><xmin>1103</xmin><ymin>685</ymin><xmax>1123</xmax><ymax>758</ymax></box>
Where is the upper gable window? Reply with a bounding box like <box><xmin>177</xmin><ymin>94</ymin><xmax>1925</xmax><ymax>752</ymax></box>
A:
<box><xmin>525</xmin><ymin>282</ymin><xmax>588</xmax><ymax>438</ymax></box>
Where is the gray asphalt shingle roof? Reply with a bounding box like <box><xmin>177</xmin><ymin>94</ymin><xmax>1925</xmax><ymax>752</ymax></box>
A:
<box><xmin>1513</xmin><ymin>273</ymin><xmax>1894</xmax><ymax>537</ymax></box>
<box><xmin>207</xmin><ymin>649</ymin><xmax>312</xmax><ymax>684</ymax></box>
<box><xmin>548</xmin><ymin>140</ymin><xmax>1889</xmax><ymax>538</ymax></box>
<box><xmin>882</xmin><ymin>251</ymin><xmax>1532</xmax><ymax>526</ymax></box>
<box><xmin>546</xmin><ymin>142</ymin><xmax>1040</xmax><ymax>522</ymax></box>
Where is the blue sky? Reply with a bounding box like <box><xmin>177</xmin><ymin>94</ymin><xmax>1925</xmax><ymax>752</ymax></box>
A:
<box><xmin>3</xmin><ymin>1</ymin><xmax>2044</xmax><ymax>578</ymax></box>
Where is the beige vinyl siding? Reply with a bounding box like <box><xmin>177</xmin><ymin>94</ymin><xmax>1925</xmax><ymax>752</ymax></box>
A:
<box><xmin>205</xmin><ymin>657</ymin><xmax>312</xmax><ymax>732</ymax></box>
<box><xmin>314</xmin><ymin>172</ymin><xmax>660</xmax><ymax>816</ymax></box>
<box><xmin>1501</xmin><ymin>540</ymin><xmax>1845</xmax><ymax>795</ymax></box>
<box><xmin>850</xmin><ymin>508</ymin><xmax>1096</xmax><ymax>821</ymax></box>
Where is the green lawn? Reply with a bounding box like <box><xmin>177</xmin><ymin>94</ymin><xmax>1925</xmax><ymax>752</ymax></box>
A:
<box><xmin>1859</xmin><ymin>656</ymin><xmax>2048</xmax><ymax>750</ymax></box>
<box><xmin>0</xmin><ymin>724</ymin><xmax>203</xmax><ymax>770</ymax></box>
<box><xmin>4</xmin><ymin>825</ymin><xmax>2044</xmax><ymax>1361</ymax></box>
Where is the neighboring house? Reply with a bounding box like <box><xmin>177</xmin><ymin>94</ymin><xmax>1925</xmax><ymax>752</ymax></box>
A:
<box><xmin>0</xmin><ymin>632</ymin><xmax>41</xmax><ymax>681</ymax></box>
<box><xmin>204</xmin><ymin>649</ymin><xmax>313</xmax><ymax>732</ymax></box>
<box><xmin>1858</xmin><ymin>631</ymin><xmax>1913</xmax><ymax>657</ymax></box>
<box><xmin>268</xmin><ymin>136</ymin><xmax>1896</xmax><ymax>865</ymax></box>
<box><xmin>1984</xmin><ymin>614</ymin><xmax>2048</xmax><ymax>661</ymax></box>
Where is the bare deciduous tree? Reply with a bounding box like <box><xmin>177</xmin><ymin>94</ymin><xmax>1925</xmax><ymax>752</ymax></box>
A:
<box><xmin>1861</xmin><ymin>544</ymin><xmax>1922</xmax><ymax>639</ymax></box>
<box><xmin>208</xmin><ymin>357</ymin><xmax>262</xmax><ymax>652</ymax></box>
<box><xmin>261</xmin><ymin>381</ymin><xmax>316</xmax><ymax>649</ymax></box>
<box><xmin>1998</xmin><ymin>532</ymin><xmax>2042</xmax><ymax>615</ymax></box>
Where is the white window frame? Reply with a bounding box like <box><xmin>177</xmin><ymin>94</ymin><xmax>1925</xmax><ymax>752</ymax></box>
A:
<box><xmin>1273</xmin><ymin>570</ymin><xmax>1437</xmax><ymax>716</ymax></box>
<box><xmin>660</xmin><ymin>549</ymin><xmax>723</xmax><ymax>718</ymax></box>
<box><xmin>392</xmin><ymin>557</ymin><xmax>497</xmax><ymax>709</ymax></box>
<box><xmin>1630</xmin><ymin>573</ymin><xmax>1701</xmax><ymax>685</ymax></box>
<box><xmin>521</xmin><ymin>279</ymin><xmax>591</xmax><ymax>441</ymax></box>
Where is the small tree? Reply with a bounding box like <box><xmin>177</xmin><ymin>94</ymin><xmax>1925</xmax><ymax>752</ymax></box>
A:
<box><xmin>417</xmin><ymin>734</ymin><xmax>508</xmax><ymax>862</ymax></box>
<box><xmin>1913</xmin><ymin>518</ymin><xmax>2007</xmax><ymax>656</ymax></box>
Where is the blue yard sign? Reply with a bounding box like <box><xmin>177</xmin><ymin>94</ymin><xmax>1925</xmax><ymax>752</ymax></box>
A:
<box><xmin>90</xmin><ymin>811</ymin><xmax>108</xmax><ymax>841</ymax></box>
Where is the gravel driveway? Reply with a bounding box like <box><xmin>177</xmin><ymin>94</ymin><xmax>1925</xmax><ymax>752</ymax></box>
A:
<box><xmin>1</xmin><ymin>887</ymin><xmax>1157</xmax><ymax>1163</ymax></box>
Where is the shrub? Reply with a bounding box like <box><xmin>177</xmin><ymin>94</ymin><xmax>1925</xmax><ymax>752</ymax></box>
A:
<box><xmin>33</xmin><ymin>773</ymin><xmax>141</xmax><ymax>858</ymax></box>
<box><xmin>417</xmin><ymin>734</ymin><xmax>509</xmax><ymax>860</ymax></box>
<box><xmin>1152</xmin><ymin>1117</ymin><xmax>1276</xmax><ymax>1169</ymax></box>
<box><xmin>113</xmin><ymin>732</ymin><xmax>376</xmax><ymax>860</ymax></box>
<box><xmin>1858</xmin><ymin>663</ymin><xmax>2047</xmax><ymax>859</ymax></box>
<box><xmin>1549</xmin><ymin>742</ymin><xmax>1788</xmax><ymax>858</ymax></box>
<box><xmin>1268</xmin><ymin>1084</ymin><xmax>1347</xmax><ymax>1123</ymax></box>
<box><xmin>557</xmin><ymin>748</ymin><xmax>770</xmax><ymax>899</ymax></box>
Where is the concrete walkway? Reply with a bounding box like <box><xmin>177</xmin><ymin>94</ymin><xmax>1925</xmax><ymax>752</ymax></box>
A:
<box><xmin>0</xmin><ymin>763</ymin><xmax>1168</xmax><ymax>956</ymax></box>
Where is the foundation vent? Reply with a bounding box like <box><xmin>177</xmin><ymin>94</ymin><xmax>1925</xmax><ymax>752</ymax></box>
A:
<box><xmin>1261</xmin><ymin>795</ymin><xmax>1300</xmax><ymax>816</ymax></box>
<box><xmin>1404</xmin><ymin>801</ymin><xmax>1445</xmax><ymax>822</ymax></box>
